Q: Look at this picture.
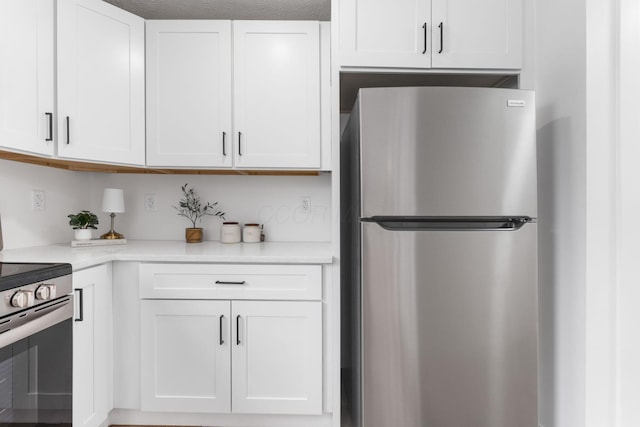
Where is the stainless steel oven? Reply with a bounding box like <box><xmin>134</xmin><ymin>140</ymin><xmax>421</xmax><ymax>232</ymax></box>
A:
<box><xmin>0</xmin><ymin>262</ymin><xmax>73</xmax><ymax>427</ymax></box>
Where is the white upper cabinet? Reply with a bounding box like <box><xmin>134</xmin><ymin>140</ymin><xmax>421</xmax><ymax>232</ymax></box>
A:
<box><xmin>339</xmin><ymin>0</ymin><xmax>431</xmax><ymax>68</ymax></box>
<box><xmin>339</xmin><ymin>0</ymin><xmax>522</xmax><ymax>70</ymax></box>
<box><xmin>0</xmin><ymin>0</ymin><xmax>55</xmax><ymax>156</ymax></box>
<box><xmin>146</xmin><ymin>21</ymin><xmax>232</xmax><ymax>168</ymax></box>
<box><xmin>233</xmin><ymin>21</ymin><xmax>321</xmax><ymax>169</ymax></box>
<box><xmin>147</xmin><ymin>20</ymin><xmax>322</xmax><ymax>170</ymax></box>
<box><xmin>57</xmin><ymin>0</ymin><xmax>145</xmax><ymax>166</ymax></box>
<box><xmin>431</xmin><ymin>0</ymin><xmax>522</xmax><ymax>69</ymax></box>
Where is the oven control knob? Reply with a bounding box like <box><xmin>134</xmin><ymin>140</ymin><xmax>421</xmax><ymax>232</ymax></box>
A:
<box><xmin>35</xmin><ymin>285</ymin><xmax>55</xmax><ymax>300</ymax></box>
<box><xmin>10</xmin><ymin>290</ymin><xmax>34</xmax><ymax>308</ymax></box>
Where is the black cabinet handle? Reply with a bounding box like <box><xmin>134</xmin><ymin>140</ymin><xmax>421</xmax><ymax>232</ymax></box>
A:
<box><xmin>45</xmin><ymin>113</ymin><xmax>53</xmax><ymax>141</ymax></box>
<box><xmin>74</xmin><ymin>288</ymin><xmax>83</xmax><ymax>322</ymax></box>
<box><xmin>222</xmin><ymin>131</ymin><xmax>227</xmax><ymax>156</ymax></box>
<box><xmin>215</xmin><ymin>280</ymin><xmax>246</xmax><ymax>285</ymax></box>
<box><xmin>438</xmin><ymin>22</ymin><xmax>444</xmax><ymax>54</ymax></box>
<box><xmin>238</xmin><ymin>132</ymin><xmax>242</xmax><ymax>156</ymax></box>
<box><xmin>236</xmin><ymin>315</ymin><xmax>241</xmax><ymax>345</ymax></box>
<box><xmin>219</xmin><ymin>315</ymin><xmax>224</xmax><ymax>345</ymax></box>
<box><xmin>65</xmin><ymin>116</ymin><xmax>70</xmax><ymax>144</ymax></box>
<box><xmin>422</xmin><ymin>22</ymin><xmax>427</xmax><ymax>54</ymax></box>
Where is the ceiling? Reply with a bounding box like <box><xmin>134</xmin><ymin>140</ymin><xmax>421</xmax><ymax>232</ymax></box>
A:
<box><xmin>102</xmin><ymin>0</ymin><xmax>331</xmax><ymax>20</ymax></box>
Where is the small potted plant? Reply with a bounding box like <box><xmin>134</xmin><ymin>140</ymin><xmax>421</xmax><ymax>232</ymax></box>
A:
<box><xmin>174</xmin><ymin>183</ymin><xmax>225</xmax><ymax>243</ymax></box>
<box><xmin>67</xmin><ymin>210</ymin><xmax>99</xmax><ymax>241</ymax></box>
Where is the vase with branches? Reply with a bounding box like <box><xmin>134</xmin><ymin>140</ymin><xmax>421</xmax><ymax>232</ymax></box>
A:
<box><xmin>173</xmin><ymin>183</ymin><xmax>225</xmax><ymax>243</ymax></box>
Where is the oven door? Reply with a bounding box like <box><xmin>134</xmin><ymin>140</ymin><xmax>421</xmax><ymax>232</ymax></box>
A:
<box><xmin>0</xmin><ymin>296</ymin><xmax>73</xmax><ymax>426</ymax></box>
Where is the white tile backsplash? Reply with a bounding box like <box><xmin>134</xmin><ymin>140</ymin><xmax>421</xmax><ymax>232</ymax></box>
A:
<box><xmin>0</xmin><ymin>160</ymin><xmax>331</xmax><ymax>249</ymax></box>
<box><xmin>0</xmin><ymin>159</ymin><xmax>92</xmax><ymax>249</ymax></box>
<box><xmin>90</xmin><ymin>172</ymin><xmax>332</xmax><ymax>242</ymax></box>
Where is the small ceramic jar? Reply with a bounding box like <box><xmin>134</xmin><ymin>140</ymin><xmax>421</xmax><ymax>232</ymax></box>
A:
<box><xmin>242</xmin><ymin>223</ymin><xmax>261</xmax><ymax>243</ymax></box>
<box><xmin>220</xmin><ymin>222</ymin><xmax>241</xmax><ymax>243</ymax></box>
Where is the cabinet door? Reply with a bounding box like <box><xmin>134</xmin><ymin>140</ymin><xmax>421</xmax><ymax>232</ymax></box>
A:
<box><xmin>0</xmin><ymin>0</ymin><xmax>54</xmax><ymax>156</ymax></box>
<box><xmin>431</xmin><ymin>0</ymin><xmax>522</xmax><ymax>69</ymax></box>
<box><xmin>73</xmin><ymin>264</ymin><xmax>112</xmax><ymax>427</ymax></box>
<box><xmin>339</xmin><ymin>0</ymin><xmax>431</xmax><ymax>68</ymax></box>
<box><xmin>146</xmin><ymin>20</ymin><xmax>232</xmax><ymax>168</ymax></box>
<box><xmin>141</xmin><ymin>300</ymin><xmax>231</xmax><ymax>413</ymax></box>
<box><xmin>232</xmin><ymin>301</ymin><xmax>322</xmax><ymax>414</ymax></box>
<box><xmin>233</xmin><ymin>21</ymin><xmax>320</xmax><ymax>169</ymax></box>
<box><xmin>57</xmin><ymin>0</ymin><xmax>145</xmax><ymax>165</ymax></box>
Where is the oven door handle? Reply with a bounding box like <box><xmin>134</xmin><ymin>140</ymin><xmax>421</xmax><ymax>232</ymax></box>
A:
<box><xmin>0</xmin><ymin>298</ymin><xmax>73</xmax><ymax>348</ymax></box>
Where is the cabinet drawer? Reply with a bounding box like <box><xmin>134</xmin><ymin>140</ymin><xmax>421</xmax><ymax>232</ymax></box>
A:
<box><xmin>140</xmin><ymin>264</ymin><xmax>321</xmax><ymax>300</ymax></box>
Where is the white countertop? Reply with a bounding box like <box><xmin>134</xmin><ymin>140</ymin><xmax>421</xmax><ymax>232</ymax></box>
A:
<box><xmin>0</xmin><ymin>240</ymin><xmax>334</xmax><ymax>270</ymax></box>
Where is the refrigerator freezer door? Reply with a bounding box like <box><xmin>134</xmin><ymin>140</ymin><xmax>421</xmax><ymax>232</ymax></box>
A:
<box><xmin>358</xmin><ymin>87</ymin><xmax>537</xmax><ymax>217</ymax></box>
<box><xmin>361</xmin><ymin>221</ymin><xmax>538</xmax><ymax>427</ymax></box>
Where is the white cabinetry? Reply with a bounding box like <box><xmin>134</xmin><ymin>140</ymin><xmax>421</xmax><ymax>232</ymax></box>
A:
<box><xmin>141</xmin><ymin>300</ymin><xmax>231</xmax><ymax>413</ymax></box>
<box><xmin>232</xmin><ymin>300</ymin><xmax>322</xmax><ymax>414</ymax></box>
<box><xmin>57</xmin><ymin>0</ymin><xmax>145</xmax><ymax>165</ymax></box>
<box><xmin>146</xmin><ymin>20</ymin><xmax>232</xmax><ymax>168</ymax></box>
<box><xmin>0</xmin><ymin>0</ymin><xmax>54</xmax><ymax>156</ymax></box>
<box><xmin>233</xmin><ymin>21</ymin><xmax>320</xmax><ymax>169</ymax></box>
<box><xmin>146</xmin><ymin>20</ymin><xmax>321</xmax><ymax>169</ymax></box>
<box><xmin>73</xmin><ymin>264</ymin><xmax>113</xmax><ymax>427</ymax></box>
<box><xmin>139</xmin><ymin>263</ymin><xmax>323</xmax><ymax>415</ymax></box>
<box><xmin>340</xmin><ymin>0</ymin><xmax>522</xmax><ymax>69</ymax></box>
<box><xmin>431</xmin><ymin>0</ymin><xmax>523</xmax><ymax>69</ymax></box>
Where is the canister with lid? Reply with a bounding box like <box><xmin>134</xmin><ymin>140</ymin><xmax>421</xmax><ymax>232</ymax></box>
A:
<box><xmin>220</xmin><ymin>222</ymin><xmax>241</xmax><ymax>243</ymax></box>
<box><xmin>242</xmin><ymin>223</ymin><xmax>261</xmax><ymax>243</ymax></box>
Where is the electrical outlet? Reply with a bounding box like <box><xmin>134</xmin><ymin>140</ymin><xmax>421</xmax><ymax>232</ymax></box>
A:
<box><xmin>31</xmin><ymin>190</ymin><xmax>45</xmax><ymax>211</ymax></box>
<box><xmin>301</xmin><ymin>197</ymin><xmax>311</xmax><ymax>214</ymax></box>
<box><xmin>144</xmin><ymin>193</ymin><xmax>157</xmax><ymax>212</ymax></box>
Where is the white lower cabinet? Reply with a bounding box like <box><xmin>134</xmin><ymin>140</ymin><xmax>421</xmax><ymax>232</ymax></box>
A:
<box><xmin>232</xmin><ymin>301</ymin><xmax>322</xmax><ymax>414</ymax></box>
<box><xmin>139</xmin><ymin>263</ymin><xmax>323</xmax><ymax>415</ymax></box>
<box><xmin>73</xmin><ymin>264</ymin><xmax>112</xmax><ymax>427</ymax></box>
<box><xmin>141</xmin><ymin>300</ymin><xmax>231</xmax><ymax>413</ymax></box>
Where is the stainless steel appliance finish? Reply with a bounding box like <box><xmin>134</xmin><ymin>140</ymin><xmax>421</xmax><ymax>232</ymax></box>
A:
<box><xmin>358</xmin><ymin>87</ymin><xmax>537</xmax><ymax>218</ymax></box>
<box><xmin>0</xmin><ymin>293</ymin><xmax>73</xmax><ymax>348</ymax></box>
<box><xmin>0</xmin><ymin>262</ymin><xmax>73</xmax><ymax>426</ymax></box>
<box><xmin>0</xmin><ymin>272</ymin><xmax>72</xmax><ymax>318</ymax></box>
<box><xmin>341</xmin><ymin>87</ymin><xmax>538</xmax><ymax>427</ymax></box>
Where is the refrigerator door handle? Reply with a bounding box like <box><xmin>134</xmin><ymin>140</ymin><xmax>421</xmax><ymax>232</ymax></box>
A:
<box><xmin>362</xmin><ymin>216</ymin><xmax>533</xmax><ymax>231</ymax></box>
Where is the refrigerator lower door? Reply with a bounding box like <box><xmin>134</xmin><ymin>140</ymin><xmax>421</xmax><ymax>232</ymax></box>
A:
<box><xmin>360</xmin><ymin>221</ymin><xmax>538</xmax><ymax>427</ymax></box>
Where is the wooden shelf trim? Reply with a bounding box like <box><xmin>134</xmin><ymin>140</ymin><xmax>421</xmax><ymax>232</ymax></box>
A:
<box><xmin>0</xmin><ymin>151</ymin><xmax>322</xmax><ymax>176</ymax></box>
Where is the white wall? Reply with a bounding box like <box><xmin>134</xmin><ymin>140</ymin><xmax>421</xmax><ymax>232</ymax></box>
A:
<box><xmin>535</xmin><ymin>0</ymin><xmax>627</xmax><ymax>426</ymax></box>
<box><xmin>534</xmin><ymin>0</ymin><xmax>587</xmax><ymax>426</ymax></box>
<box><xmin>0</xmin><ymin>159</ymin><xmax>332</xmax><ymax>249</ymax></box>
<box><xmin>89</xmin><ymin>173</ymin><xmax>332</xmax><ymax>242</ymax></box>
<box><xmin>0</xmin><ymin>159</ymin><xmax>91</xmax><ymax>249</ymax></box>
<box><xmin>616</xmin><ymin>1</ymin><xmax>640</xmax><ymax>425</ymax></box>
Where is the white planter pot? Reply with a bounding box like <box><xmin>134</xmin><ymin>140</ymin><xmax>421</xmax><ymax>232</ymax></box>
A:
<box><xmin>74</xmin><ymin>229</ymin><xmax>92</xmax><ymax>241</ymax></box>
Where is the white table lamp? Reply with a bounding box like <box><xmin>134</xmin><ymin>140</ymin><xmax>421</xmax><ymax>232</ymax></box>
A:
<box><xmin>101</xmin><ymin>188</ymin><xmax>125</xmax><ymax>239</ymax></box>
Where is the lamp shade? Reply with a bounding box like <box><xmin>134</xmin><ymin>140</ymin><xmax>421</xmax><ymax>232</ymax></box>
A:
<box><xmin>102</xmin><ymin>188</ymin><xmax>125</xmax><ymax>213</ymax></box>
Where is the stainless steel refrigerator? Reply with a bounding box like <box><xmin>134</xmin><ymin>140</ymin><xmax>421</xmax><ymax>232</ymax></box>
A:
<box><xmin>340</xmin><ymin>87</ymin><xmax>538</xmax><ymax>427</ymax></box>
